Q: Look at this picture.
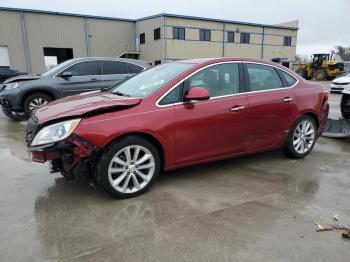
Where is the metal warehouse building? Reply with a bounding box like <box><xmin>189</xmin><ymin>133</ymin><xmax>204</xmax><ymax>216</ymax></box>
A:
<box><xmin>0</xmin><ymin>7</ymin><xmax>298</xmax><ymax>74</ymax></box>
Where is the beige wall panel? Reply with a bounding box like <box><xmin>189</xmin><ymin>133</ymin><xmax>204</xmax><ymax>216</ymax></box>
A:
<box><xmin>263</xmin><ymin>46</ymin><xmax>296</xmax><ymax>61</ymax></box>
<box><xmin>167</xmin><ymin>17</ymin><xmax>222</xmax><ymax>30</ymax></box>
<box><xmin>88</xmin><ymin>18</ymin><xmax>135</xmax><ymax>57</ymax></box>
<box><xmin>225</xmin><ymin>23</ymin><xmax>263</xmax><ymax>34</ymax></box>
<box><xmin>136</xmin><ymin>17</ymin><xmax>163</xmax><ymax>63</ymax></box>
<box><xmin>0</xmin><ymin>10</ymin><xmax>27</xmax><ymax>72</ymax></box>
<box><xmin>224</xmin><ymin>44</ymin><xmax>261</xmax><ymax>58</ymax></box>
<box><xmin>24</xmin><ymin>13</ymin><xmax>86</xmax><ymax>74</ymax></box>
<box><xmin>166</xmin><ymin>40</ymin><xmax>222</xmax><ymax>60</ymax></box>
<box><xmin>265</xmin><ymin>27</ymin><xmax>297</xmax><ymax>37</ymax></box>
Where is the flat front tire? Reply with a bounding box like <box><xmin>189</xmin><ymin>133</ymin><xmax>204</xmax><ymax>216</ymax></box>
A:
<box><xmin>283</xmin><ymin>115</ymin><xmax>317</xmax><ymax>158</ymax></box>
<box><xmin>97</xmin><ymin>136</ymin><xmax>161</xmax><ymax>198</ymax></box>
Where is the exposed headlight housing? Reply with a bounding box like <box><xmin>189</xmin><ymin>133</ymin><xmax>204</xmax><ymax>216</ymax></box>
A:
<box><xmin>31</xmin><ymin>119</ymin><xmax>81</xmax><ymax>146</ymax></box>
<box><xmin>4</xmin><ymin>82</ymin><xmax>22</xmax><ymax>89</ymax></box>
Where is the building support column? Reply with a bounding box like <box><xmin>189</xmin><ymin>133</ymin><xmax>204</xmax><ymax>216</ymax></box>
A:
<box><xmin>20</xmin><ymin>11</ymin><xmax>31</xmax><ymax>74</ymax></box>
<box><xmin>163</xmin><ymin>15</ymin><xmax>167</xmax><ymax>63</ymax></box>
<box><xmin>260</xmin><ymin>26</ymin><xmax>265</xmax><ymax>59</ymax></box>
<box><xmin>84</xmin><ymin>17</ymin><xmax>91</xmax><ymax>56</ymax></box>
<box><xmin>222</xmin><ymin>22</ymin><xmax>226</xmax><ymax>57</ymax></box>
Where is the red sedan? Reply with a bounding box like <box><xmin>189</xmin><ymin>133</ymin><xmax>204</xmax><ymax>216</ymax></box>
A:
<box><xmin>26</xmin><ymin>58</ymin><xmax>329</xmax><ymax>198</ymax></box>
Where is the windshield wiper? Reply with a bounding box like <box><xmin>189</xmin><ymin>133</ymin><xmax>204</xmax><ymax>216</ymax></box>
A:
<box><xmin>113</xmin><ymin>91</ymin><xmax>130</xmax><ymax>97</ymax></box>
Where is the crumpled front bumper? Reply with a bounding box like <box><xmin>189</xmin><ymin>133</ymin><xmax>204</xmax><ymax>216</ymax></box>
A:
<box><xmin>26</xmin><ymin>116</ymin><xmax>100</xmax><ymax>179</ymax></box>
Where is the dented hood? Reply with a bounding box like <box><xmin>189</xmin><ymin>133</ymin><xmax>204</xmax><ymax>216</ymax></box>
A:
<box><xmin>33</xmin><ymin>91</ymin><xmax>141</xmax><ymax>124</ymax></box>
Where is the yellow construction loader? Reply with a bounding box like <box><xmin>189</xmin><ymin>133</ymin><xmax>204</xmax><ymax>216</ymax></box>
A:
<box><xmin>295</xmin><ymin>53</ymin><xmax>345</xmax><ymax>81</ymax></box>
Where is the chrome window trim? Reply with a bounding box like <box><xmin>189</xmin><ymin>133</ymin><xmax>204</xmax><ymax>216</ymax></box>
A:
<box><xmin>53</xmin><ymin>59</ymin><xmax>146</xmax><ymax>78</ymax></box>
<box><xmin>156</xmin><ymin>61</ymin><xmax>299</xmax><ymax>108</ymax></box>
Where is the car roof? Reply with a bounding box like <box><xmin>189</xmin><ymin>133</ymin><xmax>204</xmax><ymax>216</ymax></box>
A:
<box><xmin>67</xmin><ymin>57</ymin><xmax>149</xmax><ymax>67</ymax></box>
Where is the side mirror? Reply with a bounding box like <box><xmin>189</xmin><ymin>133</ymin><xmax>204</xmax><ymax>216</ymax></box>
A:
<box><xmin>60</xmin><ymin>71</ymin><xmax>72</xmax><ymax>78</ymax></box>
<box><xmin>184</xmin><ymin>87</ymin><xmax>210</xmax><ymax>102</ymax></box>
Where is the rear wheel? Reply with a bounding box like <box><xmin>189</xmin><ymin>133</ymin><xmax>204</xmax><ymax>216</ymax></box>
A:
<box><xmin>315</xmin><ymin>69</ymin><xmax>326</xmax><ymax>81</ymax></box>
<box><xmin>97</xmin><ymin>136</ymin><xmax>161</xmax><ymax>198</ymax></box>
<box><xmin>23</xmin><ymin>93</ymin><xmax>52</xmax><ymax>118</ymax></box>
<box><xmin>283</xmin><ymin>115</ymin><xmax>317</xmax><ymax>158</ymax></box>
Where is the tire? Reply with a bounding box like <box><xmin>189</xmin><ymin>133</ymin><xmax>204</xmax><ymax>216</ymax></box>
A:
<box><xmin>283</xmin><ymin>115</ymin><xmax>317</xmax><ymax>159</ymax></box>
<box><xmin>97</xmin><ymin>136</ymin><xmax>161</xmax><ymax>198</ymax></box>
<box><xmin>1</xmin><ymin>105</ymin><xmax>25</xmax><ymax>121</ymax></box>
<box><xmin>296</xmin><ymin>68</ymin><xmax>307</xmax><ymax>79</ymax></box>
<box><xmin>315</xmin><ymin>69</ymin><xmax>326</xmax><ymax>81</ymax></box>
<box><xmin>341</xmin><ymin>94</ymin><xmax>350</xmax><ymax>119</ymax></box>
<box><xmin>23</xmin><ymin>93</ymin><xmax>52</xmax><ymax>118</ymax></box>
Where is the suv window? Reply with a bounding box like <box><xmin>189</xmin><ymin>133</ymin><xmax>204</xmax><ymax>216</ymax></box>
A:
<box><xmin>127</xmin><ymin>63</ymin><xmax>144</xmax><ymax>74</ymax></box>
<box><xmin>187</xmin><ymin>63</ymin><xmax>240</xmax><ymax>97</ymax></box>
<box><xmin>63</xmin><ymin>61</ymin><xmax>98</xmax><ymax>76</ymax></box>
<box><xmin>246</xmin><ymin>64</ymin><xmax>283</xmax><ymax>91</ymax></box>
<box><xmin>101</xmin><ymin>61</ymin><xmax>127</xmax><ymax>75</ymax></box>
<box><xmin>278</xmin><ymin>69</ymin><xmax>297</xmax><ymax>87</ymax></box>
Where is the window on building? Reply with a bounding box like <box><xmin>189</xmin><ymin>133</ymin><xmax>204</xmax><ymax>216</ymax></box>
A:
<box><xmin>154</xmin><ymin>60</ymin><xmax>162</xmax><ymax>65</ymax></box>
<box><xmin>283</xmin><ymin>36</ymin><xmax>292</xmax><ymax>46</ymax></box>
<box><xmin>140</xmin><ymin>33</ymin><xmax>145</xmax><ymax>44</ymax></box>
<box><xmin>63</xmin><ymin>61</ymin><xmax>98</xmax><ymax>76</ymax></box>
<box><xmin>227</xmin><ymin>32</ymin><xmax>235</xmax><ymax>43</ymax></box>
<box><xmin>43</xmin><ymin>47</ymin><xmax>73</xmax><ymax>71</ymax></box>
<box><xmin>154</xmin><ymin>28</ymin><xmax>161</xmax><ymax>40</ymax></box>
<box><xmin>240</xmin><ymin>32</ymin><xmax>250</xmax><ymax>44</ymax></box>
<box><xmin>101</xmin><ymin>60</ymin><xmax>128</xmax><ymax>75</ymax></box>
<box><xmin>246</xmin><ymin>63</ymin><xmax>284</xmax><ymax>91</ymax></box>
<box><xmin>173</xmin><ymin>27</ymin><xmax>185</xmax><ymax>40</ymax></box>
<box><xmin>199</xmin><ymin>29</ymin><xmax>211</xmax><ymax>41</ymax></box>
<box><xmin>126</xmin><ymin>63</ymin><xmax>144</xmax><ymax>74</ymax></box>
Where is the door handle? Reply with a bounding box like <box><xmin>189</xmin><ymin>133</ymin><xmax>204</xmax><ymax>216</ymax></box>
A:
<box><xmin>89</xmin><ymin>78</ymin><xmax>98</xmax><ymax>82</ymax></box>
<box><xmin>283</xmin><ymin>97</ymin><xmax>294</xmax><ymax>103</ymax></box>
<box><xmin>229</xmin><ymin>105</ymin><xmax>245</xmax><ymax>112</ymax></box>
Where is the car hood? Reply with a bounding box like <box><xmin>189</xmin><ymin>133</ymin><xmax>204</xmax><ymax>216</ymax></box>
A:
<box><xmin>33</xmin><ymin>91</ymin><xmax>142</xmax><ymax>124</ymax></box>
<box><xmin>333</xmin><ymin>76</ymin><xmax>350</xmax><ymax>84</ymax></box>
<box><xmin>4</xmin><ymin>74</ymin><xmax>41</xmax><ymax>84</ymax></box>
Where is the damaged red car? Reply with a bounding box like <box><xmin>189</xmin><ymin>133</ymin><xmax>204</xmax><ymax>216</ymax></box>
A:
<box><xmin>26</xmin><ymin>58</ymin><xmax>329</xmax><ymax>198</ymax></box>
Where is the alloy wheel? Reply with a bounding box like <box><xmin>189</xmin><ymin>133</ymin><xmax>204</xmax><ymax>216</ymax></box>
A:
<box><xmin>293</xmin><ymin>120</ymin><xmax>315</xmax><ymax>154</ymax></box>
<box><xmin>28</xmin><ymin>97</ymin><xmax>49</xmax><ymax>111</ymax></box>
<box><xmin>108</xmin><ymin>145</ymin><xmax>155</xmax><ymax>194</ymax></box>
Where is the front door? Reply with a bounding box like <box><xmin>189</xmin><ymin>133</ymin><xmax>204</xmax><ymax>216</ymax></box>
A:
<box><xmin>54</xmin><ymin>60</ymin><xmax>101</xmax><ymax>97</ymax></box>
<box><xmin>173</xmin><ymin>63</ymin><xmax>249</xmax><ymax>166</ymax></box>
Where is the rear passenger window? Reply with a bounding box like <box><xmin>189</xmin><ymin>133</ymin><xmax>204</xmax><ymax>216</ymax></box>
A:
<box><xmin>101</xmin><ymin>61</ymin><xmax>127</xmax><ymax>75</ymax></box>
<box><xmin>246</xmin><ymin>64</ymin><xmax>283</xmax><ymax>91</ymax></box>
<box><xmin>278</xmin><ymin>69</ymin><xmax>297</xmax><ymax>87</ymax></box>
<box><xmin>64</xmin><ymin>61</ymin><xmax>98</xmax><ymax>76</ymax></box>
<box><xmin>127</xmin><ymin>63</ymin><xmax>144</xmax><ymax>74</ymax></box>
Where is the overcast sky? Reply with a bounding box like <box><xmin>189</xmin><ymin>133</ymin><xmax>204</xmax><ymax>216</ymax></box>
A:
<box><xmin>1</xmin><ymin>0</ymin><xmax>349</xmax><ymax>57</ymax></box>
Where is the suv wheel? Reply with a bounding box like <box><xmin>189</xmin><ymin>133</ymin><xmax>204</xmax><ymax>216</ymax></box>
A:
<box><xmin>24</xmin><ymin>93</ymin><xmax>52</xmax><ymax>118</ymax></box>
<box><xmin>97</xmin><ymin>136</ymin><xmax>161</xmax><ymax>198</ymax></box>
<box><xmin>283</xmin><ymin>115</ymin><xmax>317</xmax><ymax>158</ymax></box>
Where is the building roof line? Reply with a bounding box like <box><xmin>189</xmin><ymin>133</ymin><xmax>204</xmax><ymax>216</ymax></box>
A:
<box><xmin>0</xmin><ymin>7</ymin><xmax>298</xmax><ymax>30</ymax></box>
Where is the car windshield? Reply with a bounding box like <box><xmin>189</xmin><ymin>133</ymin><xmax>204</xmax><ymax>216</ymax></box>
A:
<box><xmin>41</xmin><ymin>60</ymin><xmax>74</xmax><ymax>76</ymax></box>
<box><xmin>112</xmin><ymin>62</ymin><xmax>194</xmax><ymax>97</ymax></box>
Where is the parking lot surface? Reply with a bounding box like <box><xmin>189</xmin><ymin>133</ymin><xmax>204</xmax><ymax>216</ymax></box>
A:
<box><xmin>0</xmin><ymin>83</ymin><xmax>350</xmax><ymax>261</ymax></box>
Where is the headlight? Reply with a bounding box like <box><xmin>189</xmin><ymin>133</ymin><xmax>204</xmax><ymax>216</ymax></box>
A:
<box><xmin>31</xmin><ymin>119</ymin><xmax>81</xmax><ymax>146</ymax></box>
<box><xmin>330</xmin><ymin>83</ymin><xmax>336</xmax><ymax>87</ymax></box>
<box><xmin>4</xmin><ymin>82</ymin><xmax>20</xmax><ymax>89</ymax></box>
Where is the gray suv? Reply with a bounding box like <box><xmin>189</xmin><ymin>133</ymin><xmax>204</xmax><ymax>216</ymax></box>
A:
<box><xmin>0</xmin><ymin>57</ymin><xmax>149</xmax><ymax>120</ymax></box>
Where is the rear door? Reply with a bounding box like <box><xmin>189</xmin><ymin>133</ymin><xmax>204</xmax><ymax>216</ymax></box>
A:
<box><xmin>100</xmin><ymin>60</ymin><xmax>132</xmax><ymax>89</ymax></box>
<box><xmin>243</xmin><ymin>63</ymin><xmax>298</xmax><ymax>150</ymax></box>
<box><xmin>54</xmin><ymin>60</ymin><xmax>100</xmax><ymax>96</ymax></box>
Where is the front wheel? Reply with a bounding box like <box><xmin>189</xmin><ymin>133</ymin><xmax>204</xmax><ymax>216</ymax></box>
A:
<box><xmin>315</xmin><ymin>69</ymin><xmax>326</xmax><ymax>81</ymax></box>
<box><xmin>97</xmin><ymin>136</ymin><xmax>161</xmax><ymax>198</ymax></box>
<box><xmin>23</xmin><ymin>93</ymin><xmax>52</xmax><ymax>118</ymax></box>
<box><xmin>283</xmin><ymin>116</ymin><xmax>317</xmax><ymax>158</ymax></box>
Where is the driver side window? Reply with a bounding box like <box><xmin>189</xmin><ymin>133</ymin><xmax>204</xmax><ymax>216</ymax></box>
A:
<box><xmin>62</xmin><ymin>61</ymin><xmax>98</xmax><ymax>77</ymax></box>
<box><xmin>187</xmin><ymin>63</ymin><xmax>240</xmax><ymax>98</ymax></box>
